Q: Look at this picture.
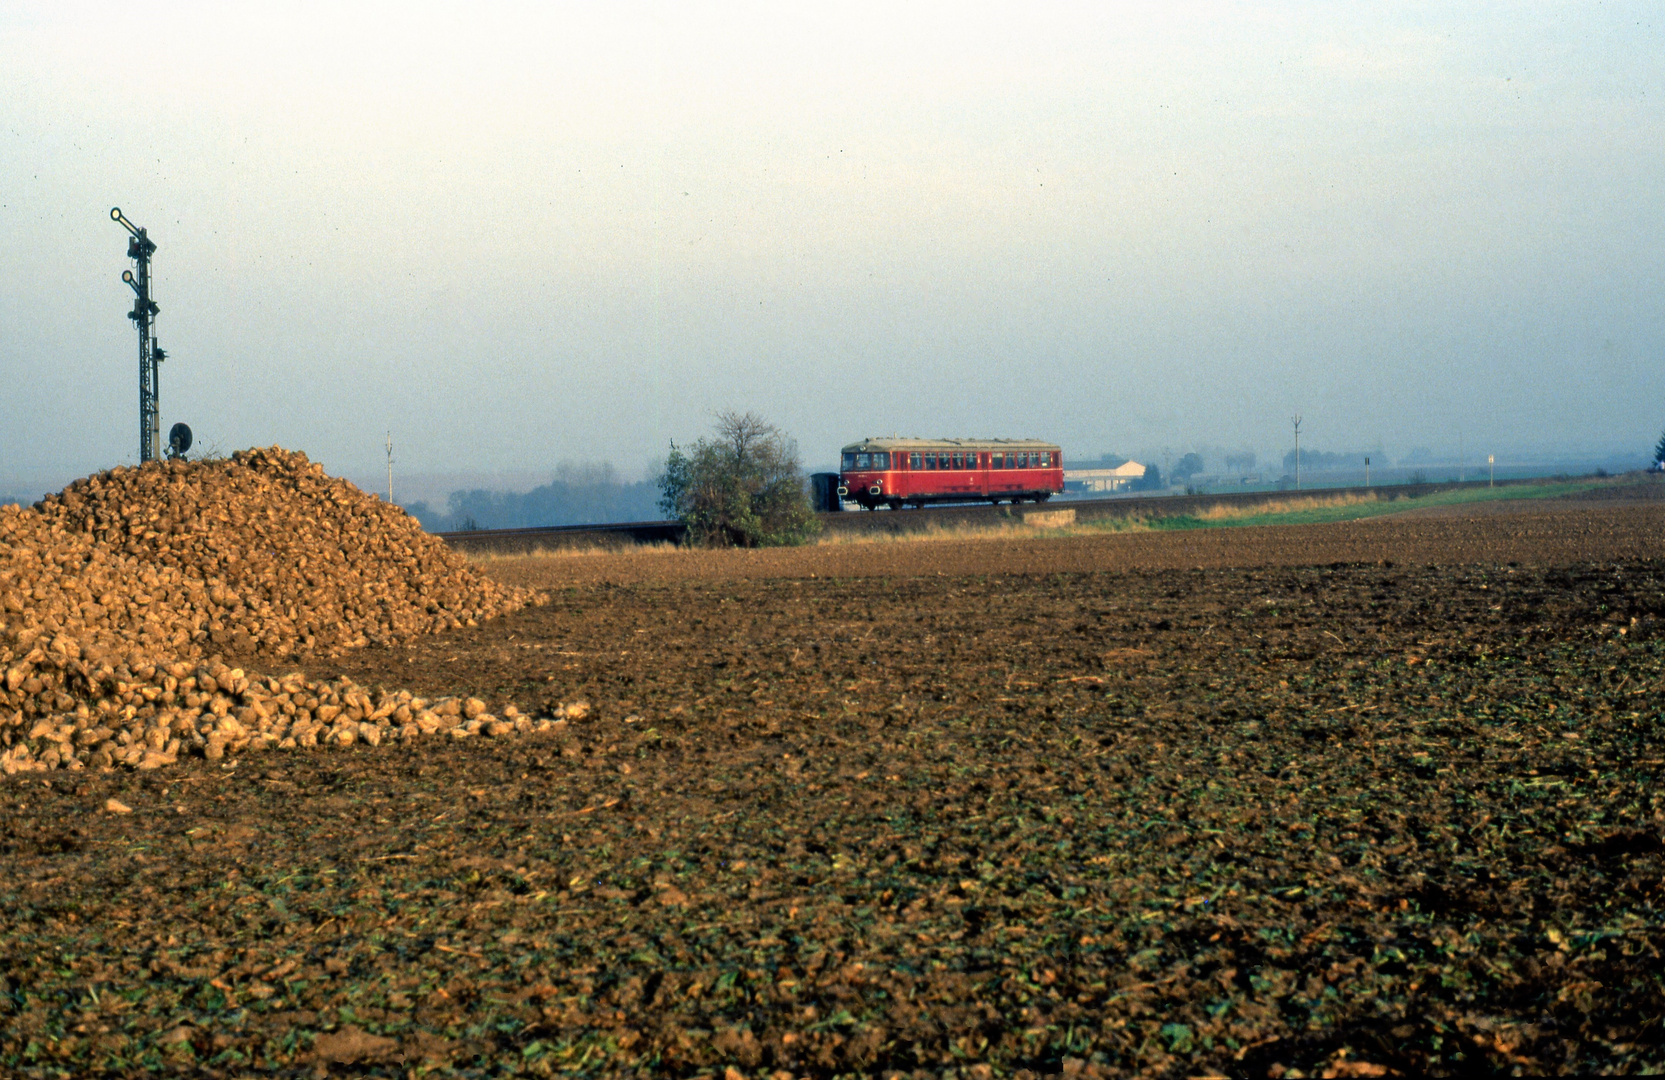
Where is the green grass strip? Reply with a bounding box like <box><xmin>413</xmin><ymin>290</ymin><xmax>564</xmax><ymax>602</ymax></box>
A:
<box><xmin>1088</xmin><ymin>478</ymin><xmax>1619</xmax><ymax>534</ymax></box>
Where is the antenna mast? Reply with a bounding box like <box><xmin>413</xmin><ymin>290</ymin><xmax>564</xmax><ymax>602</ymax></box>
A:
<box><xmin>385</xmin><ymin>432</ymin><xmax>394</xmax><ymax>503</ymax></box>
<box><xmin>112</xmin><ymin>208</ymin><xmax>164</xmax><ymax>462</ymax></box>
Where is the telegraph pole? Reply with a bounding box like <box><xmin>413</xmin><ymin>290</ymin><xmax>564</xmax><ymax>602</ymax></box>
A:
<box><xmin>112</xmin><ymin>208</ymin><xmax>165</xmax><ymax>462</ymax></box>
<box><xmin>386</xmin><ymin>432</ymin><xmax>395</xmax><ymax>503</ymax></box>
<box><xmin>1291</xmin><ymin>415</ymin><xmax>1303</xmax><ymax>490</ymax></box>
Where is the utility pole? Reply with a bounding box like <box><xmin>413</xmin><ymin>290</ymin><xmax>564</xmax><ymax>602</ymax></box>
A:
<box><xmin>1365</xmin><ymin>455</ymin><xmax>1370</xmax><ymax>488</ymax></box>
<box><xmin>386</xmin><ymin>432</ymin><xmax>394</xmax><ymax>503</ymax></box>
<box><xmin>112</xmin><ymin>208</ymin><xmax>164</xmax><ymax>462</ymax></box>
<box><xmin>1291</xmin><ymin>415</ymin><xmax>1303</xmax><ymax>490</ymax></box>
<box><xmin>1489</xmin><ymin>453</ymin><xmax>1495</xmax><ymax>488</ymax></box>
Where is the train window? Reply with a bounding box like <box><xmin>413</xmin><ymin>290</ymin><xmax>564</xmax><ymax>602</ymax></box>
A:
<box><xmin>875</xmin><ymin>452</ymin><xmax>890</xmax><ymax>469</ymax></box>
<box><xmin>992</xmin><ymin>452</ymin><xmax>1004</xmax><ymax>469</ymax></box>
<box><xmin>950</xmin><ymin>452</ymin><xmax>962</xmax><ymax>470</ymax></box>
<box><xmin>1037</xmin><ymin>451</ymin><xmax>1049</xmax><ymax>467</ymax></box>
<box><xmin>1018</xmin><ymin>452</ymin><xmax>1029</xmax><ymax>468</ymax></box>
<box><xmin>909</xmin><ymin>452</ymin><xmax>921</xmax><ymax>469</ymax></box>
<box><xmin>842</xmin><ymin>453</ymin><xmax>856</xmax><ymax>470</ymax></box>
<box><xmin>856</xmin><ymin>453</ymin><xmax>870</xmax><ymax>469</ymax></box>
<box><xmin>924</xmin><ymin>453</ymin><xmax>936</xmax><ymax>470</ymax></box>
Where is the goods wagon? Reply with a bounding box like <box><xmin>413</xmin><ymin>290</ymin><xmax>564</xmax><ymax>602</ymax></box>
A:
<box><xmin>837</xmin><ymin>438</ymin><xmax>1064</xmax><ymax>510</ymax></box>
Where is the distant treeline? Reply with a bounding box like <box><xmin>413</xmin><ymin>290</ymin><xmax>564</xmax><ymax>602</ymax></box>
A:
<box><xmin>1282</xmin><ymin>449</ymin><xmax>1370</xmax><ymax>473</ymax></box>
<box><xmin>405</xmin><ymin>463</ymin><xmax>661</xmax><ymax>532</ymax></box>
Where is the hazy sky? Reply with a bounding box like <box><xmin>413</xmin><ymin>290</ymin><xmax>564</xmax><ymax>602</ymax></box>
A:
<box><xmin>3</xmin><ymin>2</ymin><xmax>1662</xmax><ymax>491</ymax></box>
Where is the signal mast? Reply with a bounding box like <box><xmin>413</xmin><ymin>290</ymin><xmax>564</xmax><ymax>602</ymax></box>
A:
<box><xmin>112</xmin><ymin>207</ymin><xmax>166</xmax><ymax>462</ymax></box>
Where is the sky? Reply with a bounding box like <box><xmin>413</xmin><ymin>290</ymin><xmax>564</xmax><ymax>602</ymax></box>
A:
<box><xmin>3</xmin><ymin>1</ymin><xmax>1662</xmax><ymax>495</ymax></box>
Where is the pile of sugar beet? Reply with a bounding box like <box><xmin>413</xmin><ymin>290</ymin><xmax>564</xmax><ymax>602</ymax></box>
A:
<box><xmin>0</xmin><ymin>447</ymin><xmax>561</xmax><ymax>775</ymax></box>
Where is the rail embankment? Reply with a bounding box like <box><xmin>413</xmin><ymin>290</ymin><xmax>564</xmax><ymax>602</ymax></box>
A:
<box><xmin>441</xmin><ymin>474</ymin><xmax>1639</xmax><ymax>552</ymax></box>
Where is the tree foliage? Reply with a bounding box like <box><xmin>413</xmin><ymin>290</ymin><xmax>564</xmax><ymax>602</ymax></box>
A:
<box><xmin>1654</xmin><ymin>429</ymin><xmax>1665</xmax><ymax>466</ymax></box>
<box><xmin>407</xmin><ymin>462</ymin><xmax>659</xmax><ymax>532</ymax></box>
<box><xmin>1282</xmin><ymin>448</ymin><xmax>1368</xmax><ymax>473</ymax></box>
<box><xmin>658</xmin><ymin>411</ymin><xmax>820</xmax><ymax>547</ymax></box>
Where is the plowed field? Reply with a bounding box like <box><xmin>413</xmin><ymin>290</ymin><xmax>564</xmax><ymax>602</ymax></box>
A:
<box><xmin>4</xmin><ymin>487</ymin><xmax>1664</xmax><ymax>1077</ymax></box>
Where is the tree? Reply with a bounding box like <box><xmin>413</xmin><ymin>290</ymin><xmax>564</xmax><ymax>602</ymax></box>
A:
<box><xmin>658</xmin><ymin>411</ymin><xmax>820</xmax><ymax>547</ymax></box>
<box><xmin>1654</xmin><ymin>429</ymin><xmax>1665</xmax><ymax>468</ymax></box>
<box><xmin>1282</xmin><ymin>448</ymin><xmax>1366</xmax><ymax>473</ymax></box>
<box><xmin>407</xmin><ymin>462</ymin><xmax>660</xmax><ymax>532</ymax></box>
<box><xmin>1172</xmin><ymin>453</ymin><xmax>1205</xmax><ymax>481</ymax></box>
<box><xmin>1132</xmin><ymin>462</ymin><xmax>1164</xmax><ymax>491</ymax></box>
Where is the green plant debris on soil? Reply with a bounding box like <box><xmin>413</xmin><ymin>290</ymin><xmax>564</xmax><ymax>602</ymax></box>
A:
<box><xmin>3</xmin><ymin>497</ymin><xmax>1665</xmax><ymax>1078</ymax></box>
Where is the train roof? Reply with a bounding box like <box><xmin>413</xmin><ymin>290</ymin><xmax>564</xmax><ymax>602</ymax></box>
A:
<box><xmin>841</xmin><ymin>437</ymin><xmax>1060</xmax><ymax>452</ymax></box>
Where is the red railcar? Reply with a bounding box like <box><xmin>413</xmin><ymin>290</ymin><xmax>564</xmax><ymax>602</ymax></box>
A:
<box><xmin>837</xmin><ymin>438</ymin><xmax>1064</xmax><ymax>510</ymax></box>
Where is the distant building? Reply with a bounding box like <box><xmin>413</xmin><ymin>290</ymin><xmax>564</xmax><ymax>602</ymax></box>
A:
<box><xmin>1063</xmin><ymin>461</ymin><xmax>1146</xmax><ymax>493</ymax></box>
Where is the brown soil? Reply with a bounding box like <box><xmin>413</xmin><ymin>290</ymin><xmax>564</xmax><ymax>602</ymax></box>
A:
<box><xmin>3</xmin><ymin>491</ymin><xmax>1663</xmax><ymax>1077</ymax></box>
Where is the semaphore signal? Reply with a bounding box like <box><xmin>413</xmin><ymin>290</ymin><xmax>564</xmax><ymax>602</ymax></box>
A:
<box><xmin>112</xmin><ymin>207</ymin><xmax>169</xmax><ymax>462</ymax></box>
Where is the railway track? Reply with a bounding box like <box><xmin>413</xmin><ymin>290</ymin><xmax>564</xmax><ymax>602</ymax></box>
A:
<box><xmin>438</xmin><ymin>478</ymin><xmax>1526</xmax><ymax>554</ymax></box>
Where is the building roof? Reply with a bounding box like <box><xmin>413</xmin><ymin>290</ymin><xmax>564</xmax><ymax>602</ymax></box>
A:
<box><xmin>1062</xmin><ymin>461</ymin><xmax>1146</xmax><ymax>479</ymax></box>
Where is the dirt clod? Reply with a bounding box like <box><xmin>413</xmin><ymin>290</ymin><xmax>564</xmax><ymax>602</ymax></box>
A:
<box><xmin>311</xmin><ymin>1025</ymin><xmax>398</xmax><ymax>1063</ymax></box>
